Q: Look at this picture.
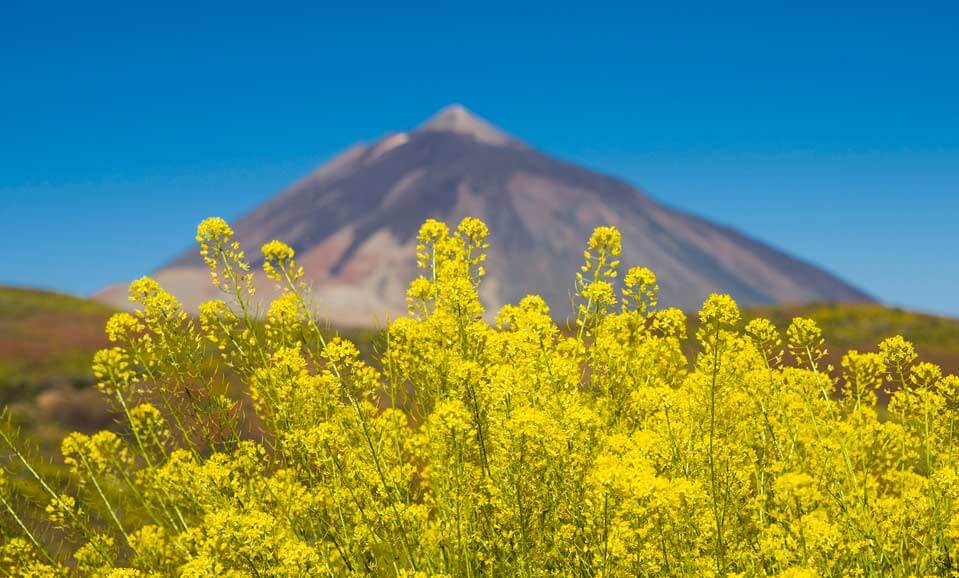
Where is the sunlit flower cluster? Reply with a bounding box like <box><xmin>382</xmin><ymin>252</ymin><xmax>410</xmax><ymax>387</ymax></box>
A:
<box><xmin>1</xmin><ymin>216</ymin><xmax>958</xmax><ymax>576</ymax></box>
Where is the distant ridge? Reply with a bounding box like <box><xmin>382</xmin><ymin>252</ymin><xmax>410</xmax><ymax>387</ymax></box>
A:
<box><xmin>96</xmin><ymin>105</ymin><xmax>873</xmax><ymax>325</ymax></box>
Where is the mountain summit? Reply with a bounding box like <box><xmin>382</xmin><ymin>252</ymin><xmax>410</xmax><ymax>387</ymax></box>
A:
<box><xmin>97</xmin><ymin>105</ymin><xmax>873</xmax><ymax>325</ymax></box>
<box><xmin>417</xmin><ymin>104</ymin><xmax>521</xmax><ymax>147</ymax></box>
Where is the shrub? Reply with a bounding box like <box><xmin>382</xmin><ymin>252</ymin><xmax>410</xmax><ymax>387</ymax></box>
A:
<box><xmin>1</xmin><ymin>216</ymin><xmax>958</xmax><ymax>576</ymax></box>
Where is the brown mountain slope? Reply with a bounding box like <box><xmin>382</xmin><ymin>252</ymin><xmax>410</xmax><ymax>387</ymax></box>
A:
<box><xmin>97</xmin><ymin>105</ymin><xmax>873</xmax><ymax>325</ymax></box>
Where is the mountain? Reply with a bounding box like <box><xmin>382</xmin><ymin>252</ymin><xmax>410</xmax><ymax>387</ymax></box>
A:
<box><xmin>96</xmin><ymin>105</ymin><xmax>873</xmax><ymax>325</ymax></box>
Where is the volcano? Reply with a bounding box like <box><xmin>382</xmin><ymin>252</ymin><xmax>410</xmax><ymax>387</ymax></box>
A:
<box><xmin>96</xmin><ymin>105</ymin><xmax>873</xmax><ymax>325</ymax></box>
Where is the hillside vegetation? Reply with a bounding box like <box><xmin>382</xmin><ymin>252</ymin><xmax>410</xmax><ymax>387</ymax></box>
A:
<box><xmin>2</xmin><ymin>289</ymin><xmax>957</xmax><ymax>402</ymax></box>
<box><xmin>746</xmin><ymin>302</ymin><xmax>959</xmax><ymax>377</ymax></box>
<box><xmin>0</xmin><ymin>287</ymin><xmax>112</xmax><ymax>397</ymax></box>
<box><xmin>1</xmin><ymin>289</ymin><xmax>957</xmax><ymax>445</ymax></box>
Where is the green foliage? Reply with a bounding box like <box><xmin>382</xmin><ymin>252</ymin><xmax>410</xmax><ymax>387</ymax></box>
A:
<box><xmin>1</xmin><ymin>218</ymin><xmax>958</xmax><ymax>576</ymax></box>
<box><xmin>0</xmin><ymin>288</ymin><xmax>111</xmax><ymax>318</ymax></box>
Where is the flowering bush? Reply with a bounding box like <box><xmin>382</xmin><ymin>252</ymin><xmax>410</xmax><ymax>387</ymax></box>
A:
<box><xmin>2</xmin><ymin>216</ymin><xmax>959</xmax><ymax>576</ymax></box>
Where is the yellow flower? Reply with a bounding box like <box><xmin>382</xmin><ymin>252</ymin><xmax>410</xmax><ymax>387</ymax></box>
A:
<box><xmin>266</xmin><ymin>291</ymin><xmax>302</xmax><ymax>327</ymax></box>
<box><xmin>105</xmin><ymin>312</ymin><xmax>143</xmax><ymax>343</ymax></box>
<box><xmin>44</xmin><ymin>494</ymin><xmax>77</xmax><ymax>528</ymax></box>
<box><xmin>652</xmin><ymin>307</ymin><xmax>688</xmax><ymax>339</ymax></box>
<box><xmin>699</xmin><ymin>293</ymin><xmax>741</xmax><ymax>328</ymax></box>
<box><xmin>623</xmin><ymin>266</ymin><xmax>658</xmax><ymax>314</ymax></box>
<box><xmin>5</xmin><ymin>215</ymin><xmax>959</xmax><ymax>576</ymax></box>
<box><xmin>416</xmin><ymin>219</ymin><xmax>450</xmax><ymax>270</ymax></box>
<box><xmin>406</xmin><ymin>276</ymin><xmax>436</xmax><ymax>316</ymax></box>
<box><xmin>194</xmin><ymin>216</ymin><xmax>252</xmax><ymax>293</ymax></box>
<box><xmin>195</xmin><ymin>216</ymin><xmax>234</xmax><ymax>245</ymax></box>
<box><xmin>745</xmin><ymin>317</ymin><xmax>781</xmax><ymax>360</ymax></box>
<box><xmin>456</xmin><ymin>217</ymin><xmax>489</xmax><ymax>247</ymax></box>
<box><xmin>261</xmin><ymin>239</ymin><xmax>297</xmax><ymax>281</ymax></box>
<box><xmin>586</xmin><ymin>226</ymin><xmax>622</xmax><ymax>257</ymax></box>
<box><xmin>910</xmin><ymin>362</ymin><xmax>942</xmax><ymax>390</ymax></box>
<box><xmin>841</xmin><ymin>350</ymin><xmax>886</xmax><ymax>402</ymax></box>
<box><xmin>74</xmin><ymin>534</ymin><xmax>117</xmax><ymax>575</ymax></box>
<box><xmin>879</xmin><ymin>335</ymin><xmax>917</xmax><ymax>370</ymax></box>
<box><xmin>773</xmin><ymin>472</ymin><xmax>820</xmax><ymax>511</ymax></box>
<box><xmin>91</xmin><ymin>347</ymin><xmax>136</xmax><ymax>395</ymax></box>
<box><xmin>261</xmin><ymin>239</ymin><xmax>294</xmax><ymax>263</ymax></box>
<box><xmin>321</xmin><ymin>337</ymin><xmax>359</xmax><ymax>367</ymax></box>
<box><xmin>129</xmin><ymin>403</ymin><xmax>170</xmax><ymax>447</ymax></box>
<box><xmin>786</xmin><ymin>317</ymin><xmax>826</xmax><ymax>367</ymax></box>
<box><xmin>127</xmin><ymin>276</ymin><xmax>182</xmax><ymax>321</ymax></box>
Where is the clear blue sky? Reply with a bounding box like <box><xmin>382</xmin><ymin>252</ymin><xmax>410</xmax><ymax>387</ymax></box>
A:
<box><xmin>2</xmin><ymin>1</ymin><xmax>957</xmax><ymax>315</ymax></box>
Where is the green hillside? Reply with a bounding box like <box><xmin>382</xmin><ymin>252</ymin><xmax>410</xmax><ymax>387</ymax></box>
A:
<box><xmin>1</xmin><ymin>289</ymin><xmax>958</xmax><ymax>400</ymax></box>
<box><xmin>0</xmin><ymin>287</ymin><xmax>116</xmax><ymax>456</ymax></box>
<box><xmin>0</xmin><ymin>286</ymin><xmax>113</xmax><ymax>397</ymax></box>
<box><xmin>3</xmin><ymin>288</ymin><xmax>959</xmax><ymax>386</ymax></box>
<box><xmin>745</xmin><ymin>302</ymin><xmax>959</xmax><ymax>373</ymax></box>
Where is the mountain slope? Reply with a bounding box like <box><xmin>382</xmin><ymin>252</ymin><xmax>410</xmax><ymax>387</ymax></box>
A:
<box><xmin>98</xmin><ymin>105</ymin><xmax>872</xmax><ymax>325</ymax></box>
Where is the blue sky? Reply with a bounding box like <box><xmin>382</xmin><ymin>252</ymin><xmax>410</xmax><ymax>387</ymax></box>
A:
<box><xmin>2</xmin><ymin>1</ymin><xmax>957</xmax><ymax>315</ymax></box>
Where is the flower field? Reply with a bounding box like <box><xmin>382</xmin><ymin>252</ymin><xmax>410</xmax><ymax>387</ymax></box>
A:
<box><xmin>1</xmin><ymin>217</ymin><xmax>958</xmax><ymax>576</ymax></box>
